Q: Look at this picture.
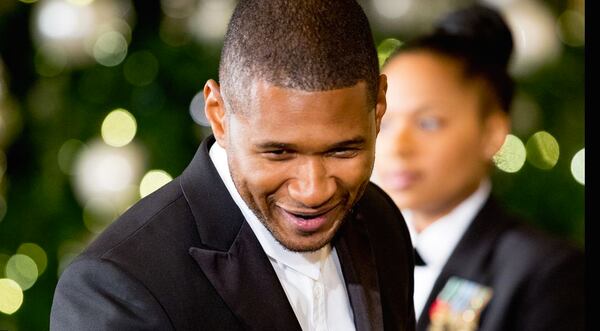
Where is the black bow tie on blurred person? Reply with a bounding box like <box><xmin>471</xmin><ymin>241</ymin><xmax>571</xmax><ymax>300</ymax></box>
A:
<box><xmin>413</xmin><ymin>248</ymin><xmax>427</xmax><ymax>267</ymax></box>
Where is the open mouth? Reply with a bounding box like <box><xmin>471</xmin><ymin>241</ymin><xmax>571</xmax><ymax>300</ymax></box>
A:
<box><xmin>279</xmin><ymin>205</ymin><xmax>339</xmax><ymax>233</ymax></box>
<box><xmin>289</xmin><ymin>210</ymin><xmax>329</xmax><ymax>220</ymax></box>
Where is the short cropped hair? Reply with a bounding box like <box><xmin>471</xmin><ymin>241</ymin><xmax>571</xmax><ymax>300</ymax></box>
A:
<box><xmin>219</xmin><ymin>0</ymin><xmax>380</xmax><ymax>112</ymax></box>
<box><xmin>385</xmin><ymin>4</ymin><xmax>514</xmax><ymax>113</ymax></box>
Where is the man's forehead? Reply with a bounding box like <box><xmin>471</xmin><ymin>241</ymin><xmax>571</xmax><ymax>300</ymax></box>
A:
<box><xmin>239</xmin><ymin>79</ymin><xmax>371</xmax><ymax>111</ymax></box>
<box><xmin>222</xmin><ymin>78</ymin><xmax>375</xmax><ymax>127</ymax></box>
<box><xmin>227</xmin><ymin>82</ymin><xmax>375</xmax><ymax>145</ymax></box>
<box><xmin>250</xmin><ymin>79</ymin><xmax>369</xmax><ymax>96</ymax></box>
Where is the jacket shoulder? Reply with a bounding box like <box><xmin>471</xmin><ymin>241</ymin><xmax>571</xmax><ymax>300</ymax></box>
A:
<box><xmin>357</xmin><ymin>182</ymin><xmax>406</xmax><ymax>224</ymax></box>
<box><xmin>479</xmin><ymin>209</ymin><xmax>585</xmax><ymax>330</ymax></box>
<box><xmin>51</xmin><ymin>258</ymin><xmax>173</xmax><ymax>330</ymax></box>
<box><xmin>494</xmin><ymin>220</ymin><xmax>583</xmax><ymax>269</ymax></box>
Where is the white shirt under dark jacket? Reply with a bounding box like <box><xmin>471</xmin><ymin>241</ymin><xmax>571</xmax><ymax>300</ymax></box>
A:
<box><xmin>404</xmin><ymin>179</ymin><xmax>491</xmax><ymax>319</ymax></box>
<box><xmin>209</xmin><ymin>142</ymin><xmax>356</xmax><ymax>331</ymax></box>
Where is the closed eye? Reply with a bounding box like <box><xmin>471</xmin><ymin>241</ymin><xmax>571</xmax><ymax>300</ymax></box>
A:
<box><xmin>262</xmin><ymin>149</ymin><xmax>294</xmax><ymax>160</ymax></box>
<box><xmin>327</xmin><ymin>148</ymin><xmax>360</xmax><ymax>158</ymax></box>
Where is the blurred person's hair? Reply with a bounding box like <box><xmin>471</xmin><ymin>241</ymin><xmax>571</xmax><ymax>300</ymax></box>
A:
<box><xmin>385</xmin><ymin>4</ymin><xmax>514</xmax><ymax>113</ymax></box>
<box><xmin>219</xmin><ymin>0</ymin><xmax>380</xmax><ymax>112</ymax></box>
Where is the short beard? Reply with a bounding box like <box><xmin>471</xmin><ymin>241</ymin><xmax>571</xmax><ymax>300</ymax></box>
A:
<box><xmin>228</xmin><ymin>157</ymin><xmax>372</xmax><ymax>253</ymax></box>
<box><xmin>250</xmin><ymin>198</ymin><xmax>352</xmax><ymax>253</ymax></box>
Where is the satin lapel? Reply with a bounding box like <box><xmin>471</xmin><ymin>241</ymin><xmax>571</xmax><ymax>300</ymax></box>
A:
<box><xmin>189</xmin><ymin>221</ymin><xmax>301</xmax><ymax>331</ymax></box>
<box><xmin>335</xmin><ymin>211</ymin><xmax>384</xmax><ymax>331</ymax></box>
<box><xmin>416</xmin><ymin>198</ymin><xmax>516</xmax><ymax>331</ymax></box>
<box><xmin>181</xmin><ymin>136</ymin><xmax>301</xmax><ymax>331</ymax></box>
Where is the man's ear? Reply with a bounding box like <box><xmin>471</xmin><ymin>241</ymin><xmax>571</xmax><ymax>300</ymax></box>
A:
<box><xmin>375</xmin><ymin>74</ymin><xmax>388</xmax><ymax>134</ymax></box>
<box><xmin>204</xmin><ymin>79</ymin><xmax>228</xmax><ymax>148</ymax></box>
<box><xmin>482</xmin><ymin>110</ymin><xmax>510</xmax><ymax>160</ymax></box>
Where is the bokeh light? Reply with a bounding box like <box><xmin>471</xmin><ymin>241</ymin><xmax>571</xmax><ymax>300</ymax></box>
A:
<box><xmin>161</xmin><ymin>0</ymin><xmax>194</xmax><ymax>19</ymax></box>
<box><xmin>5</xmin><ymin>254</ymin><xmax>38</xmax><ymax>291</ymax></box>
<box><xmin>36</xmin><ymin>0</ymin><xmax>93</xmax><ymax>40</ymax></box>
<box><xmin>99</xmin><ymin>18</ymin><xmax>133</xmax><ymax>44</ymax></box>
<box><xmin>187</xmin><ymin>0</ymin><xmax>236</xmax><ymax>43</ymax></box>
<box><xmin>189</xmin><ymin>90</ymin><xmax>208</xmax><ymax>126</ymax></box>
<box><xmin>101</xmin><ymin>108</ymin><xmax>137</xmax><ymax>147</ymax></box>
<box><xmin>58</xmin><ymin>139</ymin><xmax>87</xmax><ymax>175</ymax></box>
<box><xmin>67</xmin><ymin>0</ymin><xmax>95</xmax><ymax>5</ymax></box>
<box><xmin>140</xmin><ymin>170</ymin><xmax>173</xmax><ymax>198</ymax></box>
<box><xmin>377</xmin><ymin>38</ymin><xmax>402</xmax><ymax>68</ymax></box>
<box><xmin>500</xmin><ymin>0</ymin><xmax>562</xmax><ymax>75</ymax></box>
<box><xmin>32</xmin><ymin>0</ymin><xmax>134</xmax><ymax>66</ymax></box>
<box><xmin>34</xmin><ymin>45</ymin><xmax>68</xmax><ymax>77</ymax></box>
<box><xmin>493</xmin><ymin>134</ymin><xmax>526</xmax><ymax>173</ymax></box>
<box><xmin>72</xmin><ymin>139</ymin><xmax>144</xmax><ymax>210</ymax></box>
<box><xmin>17</xmin><ymin>243</ymin><xmax>48</xmax><ymax>276</ymax></box>
<box><xmin>368</xmin><ymin>1</ymin><xmax>457</xmax><ymax>37</ymax></box>
<box><xmin>124</xmin><ymin>51</ymin><xmax>159</xmax><ymax>86</ymax></box>
<box><xmin>526</xmin><ymin>131</ymin><xmax>559</xmax><ymax>170</ymax></box>
<box><xmin>0</xmin><ymin>278</ymin><xmax>23</xmax><ymax>315</ymax></box>
<box><xmin>159</xmin><ymin>16</ymin><xmax>191</xmax><ymax>47</ymax></box>
<box><xmin>556</xmin><ymin>10</ymin><xmax>585</xmax><ymax>47</ymax></box>
<box><xmin>83</xmin><ymin>198</ymin><xmax>120</xmax><ymax>234</ymax></box>
<box><xmin>571</xmin><ymin>148</ymin><xmax>584</xmax><ymax>185</ymax></box>
<box><xmin>372</xmin><ymin>0</ymin><xmax>412</xmax><ymax>19</ymax></box>
<box><xmin>93</xmin><ymin>31</ymin><xmax>128</xmax><ymax>67</ymax></box>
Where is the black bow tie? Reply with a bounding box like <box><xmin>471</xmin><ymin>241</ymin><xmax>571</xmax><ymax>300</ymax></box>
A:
<box><xmin>413</xmin><ymin>248</ymin><xmax>427</xmax><ymax>267</ymax></box>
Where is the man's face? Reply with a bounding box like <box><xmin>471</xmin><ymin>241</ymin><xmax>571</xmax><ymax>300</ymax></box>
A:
<box><xmin>215</xmin><ymin>80</ymin><xmax>384</xmax><ymax>252</ymax></box>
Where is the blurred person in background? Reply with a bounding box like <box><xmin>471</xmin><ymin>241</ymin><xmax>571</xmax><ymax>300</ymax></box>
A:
<box><xmin>373</xmin><ymin>4</ymin><xmax>584</xmax><ymax>331</ymax></box>
<box><xmin>50</xmin><ymin>0</ymin><xmax>416</xmax><ymax>330</ymax></box>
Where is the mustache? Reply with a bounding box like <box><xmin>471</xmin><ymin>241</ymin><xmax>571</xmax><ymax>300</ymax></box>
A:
<box><xmin>268</xmin><ymin>193</ymin><xmax>351</xmax><ymax>212</ymax></box>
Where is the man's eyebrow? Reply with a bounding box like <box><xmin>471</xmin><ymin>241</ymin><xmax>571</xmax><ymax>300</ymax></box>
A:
<box><xmin>255</xmin><ymin>137</ymin><xmax>366</xmax><ymax>150</ymax></box>
<box><xmin>254</xmin><ymin>142</ymin><xmax>295</xmax><ymax>150</ymax></box>
<box><xmin>328</xmin><ymin>137</ymin><xmax>366</xmax><ymax>149</ymax></box>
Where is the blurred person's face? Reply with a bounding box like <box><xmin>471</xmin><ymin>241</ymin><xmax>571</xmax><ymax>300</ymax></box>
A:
<box><xmin>204</xmin><ymin>79</ymin><xmax>386</xmax><ymax>252</ymax></box>
<box><xmin>373</xmin><ymin>52</ymin><xmax>507</xmax><ymax>223</ymax></box>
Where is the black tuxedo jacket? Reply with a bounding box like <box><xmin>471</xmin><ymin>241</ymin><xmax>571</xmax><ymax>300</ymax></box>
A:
<box><xmin>416</xmin><ymin>198</ymin><xmax>584</xmax><ymax>331</ymax></box>
<box><xmin>51</xmin><ymin>136</ymin><xmax>416</xmax><ymax>331</ymax></box>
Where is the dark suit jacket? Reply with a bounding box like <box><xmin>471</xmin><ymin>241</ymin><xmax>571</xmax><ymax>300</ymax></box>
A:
<box><xmin>416</xmin><ymin>198</ymin><xmax>584</xmax><ymax>331</ymax></box>
<box><xmin>51</xmin><ymin>136</ymin><xmax>416</xmax><ymax>331</ymax></box>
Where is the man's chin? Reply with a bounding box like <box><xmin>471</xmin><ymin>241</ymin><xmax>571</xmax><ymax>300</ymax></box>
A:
<box><xmin>250</xmin><ymin>199</ymin><xmax>354</xmax><ymax>252</ymax></box>
<box><xmin>273</xmin><ymin>234</ymin><xmax>333</xmax><ymax>253</ymax></box>
<box><xmin>268</xmin><ymin>215</ymin><xmax>347</xmax><ymax>252</ymax></box>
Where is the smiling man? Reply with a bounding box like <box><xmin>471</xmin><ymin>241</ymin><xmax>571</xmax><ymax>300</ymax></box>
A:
<box><xmin>50</xmin><ymin>1</ymin><xmax>416</xmax><ymax>330</ymax></box>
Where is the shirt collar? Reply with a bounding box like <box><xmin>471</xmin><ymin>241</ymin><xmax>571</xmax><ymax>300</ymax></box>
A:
<box><xmin>208</xmin><ymin>141</ymin><xmax>329</xmax><ymax>281</ymax></box>
<box><xmin>404</xmin><ymin>179</ymin><xmax>491</xmax><ymax>267</ymax></box>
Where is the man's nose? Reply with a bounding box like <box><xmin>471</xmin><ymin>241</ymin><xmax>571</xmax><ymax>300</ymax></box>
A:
<box><xmin>288</xmin><ymin>157</ymin><xmax>336</xmax><ymax>208</ymax></box>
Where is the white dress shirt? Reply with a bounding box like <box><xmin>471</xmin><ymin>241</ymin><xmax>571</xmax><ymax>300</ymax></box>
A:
<box><xmin>404</xmin><ymin>179</ymin><xmax>491</xmax><ymax>319</ymax></box>
<box><xmin>209</xmin><ymin>142</ymin><xmax>356</xmax><ymax>331</ymax></box>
